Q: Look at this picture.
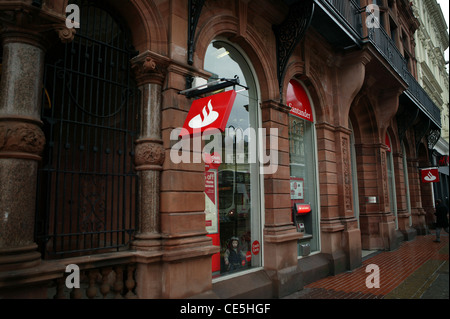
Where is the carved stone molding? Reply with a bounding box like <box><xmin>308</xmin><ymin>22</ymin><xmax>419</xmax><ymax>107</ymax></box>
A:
<box><xmin>0</xmin><ymin>3</ymin><xmax>73</xmax><ymax>47</ymax></box>
<box><xmin>0</xmin><ymin>118</ymin><xmax>45</xmax><ymax>160</ymax></box>
<box><xmin>134</xmin><ymin>139</ymin><xmax>165</xmax><ymax>171</ymax></box>
<box><xmin>131</xmin><ymin>50</ymin><xmax>169</xmax><ymax>86</ymax></box>
<box><xmin>56</xmin><ymin>25</ymin><xmax>76</xmax><ymax>43</ymax></box>
<box><xmin>341</xmin><ymin>136</ymin><xmax>352</xmax><ymax>212</ymax></box>
<box><xmin>260</xmin><ymin>99</ymin><xmax>291</xmax><ymax>115</ymax></box>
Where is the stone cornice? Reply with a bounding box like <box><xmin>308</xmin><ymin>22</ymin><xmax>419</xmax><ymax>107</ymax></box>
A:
<box><xmin>0</xmin><ymin>1</ymin><xmax>74</xmax><ymax>47</ymax></box>
<box><xmin>420</xmin><ymin>0</ymin><xmax>449</xmax><ymax>49</ymax></box>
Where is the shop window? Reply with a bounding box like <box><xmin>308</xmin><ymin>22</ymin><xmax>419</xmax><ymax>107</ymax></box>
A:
<box><xmin>287</xmin><ymin>79</ymin><xmax>320</xmax><ymax>257</ymax></box>
<box><xmin>401</xmin><ymin>143</ymin><xmax>412</xmax><ymax>226</ymax></box>
<box><xmin>386</xmin><ymin>133</ymin><xmax>398</xmax><ymax>229</ymax></box>
<box><xmin>204</xmin><ymin>40</ymin><xmax>261</xmax><ymax>278</ymax></box>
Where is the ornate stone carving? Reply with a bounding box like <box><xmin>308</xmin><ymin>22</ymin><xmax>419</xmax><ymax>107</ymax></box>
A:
<box><xmin>131</xmin><ymin>51</ymin><xmax>169</xmax><ymax>86</ymax></box>
<box><xmin>134</xmin><ymin>139</ymin><xmax>165</xmax><ymax>170</ymax></box>
<box><xmin>56</xmin><ymin>26</ymin><xmax>76</xmax><ymax>43</ymax></box>
<box><xmin>0</xmin><ymin>120</ymin><xmax>45</xmax><ymax>160</ymax></box>
<box><xmin>341</xmin><ymin>136</ymin><xmax>352</xmax><ymax>212</ymax></box>
<box><xmin>379</xmin><ymin>148</ymin><xmax>389</xmax><ymax>207</ymax></box>
<box><xmin>0</xmin><ymin>3</ymin><xmax>74</xmax><ymax>46</ymax></box>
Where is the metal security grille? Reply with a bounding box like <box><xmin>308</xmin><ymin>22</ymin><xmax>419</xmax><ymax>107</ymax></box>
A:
<box><xmin>35</xmin><ymin>1</ymin><xmax>140</xmax><ymax>258</ymax></box>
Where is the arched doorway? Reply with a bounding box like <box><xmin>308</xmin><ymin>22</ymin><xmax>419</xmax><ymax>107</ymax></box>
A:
<box><xmin>35</xmin><ymin>0</ymin><xmax>140</xmax><ymax>258</ymax></box>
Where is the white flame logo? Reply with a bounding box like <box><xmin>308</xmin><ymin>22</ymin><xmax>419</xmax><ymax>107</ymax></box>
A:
<box><xmin>188</xmin><ymin>100</ymin><xmax>219</xmax><ymax>129</ymax></box>
<box><xmin>424</xmin><ymin>171</ymin><xmax>437</xmax><ymax>182</ymax></box>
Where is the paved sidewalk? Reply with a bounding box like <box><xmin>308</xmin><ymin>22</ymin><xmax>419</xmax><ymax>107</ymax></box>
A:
<box><xmin>284</xmin><ymin>233</ymin><xmax>449</xmax><ymax>299</ymax></box>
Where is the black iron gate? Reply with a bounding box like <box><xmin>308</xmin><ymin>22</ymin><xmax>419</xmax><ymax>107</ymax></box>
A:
<box><xmin>35</xmin><ymin>1</ymin><xmax>140</xmax><ymax>258</ymax></box>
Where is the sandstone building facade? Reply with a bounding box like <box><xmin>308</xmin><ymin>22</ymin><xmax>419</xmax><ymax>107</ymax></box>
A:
<box><xmin>0</xmin><ymin>0</ymin><xmax>443</xmax><ymax>298</ymax></box>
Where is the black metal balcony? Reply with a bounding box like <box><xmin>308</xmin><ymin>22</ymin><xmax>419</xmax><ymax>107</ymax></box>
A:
<box><xmin>312</xmin><ymin>0</ymin><xmax>442</xmax><ymax>129</ymax></box>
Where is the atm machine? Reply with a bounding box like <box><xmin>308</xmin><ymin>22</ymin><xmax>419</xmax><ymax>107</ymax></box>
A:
<box><xmin>292</xmin><ymin>202</ymin><xmax>312</xmax><ymax>256</ymax></box>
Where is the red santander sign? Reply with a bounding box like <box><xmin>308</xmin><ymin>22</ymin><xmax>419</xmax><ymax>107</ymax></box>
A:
<box><xmin>287</xmin><ymin>79</ymin><xmax>313</xmax><ymax>123</ymax></box>
<box><xmin>180</xmin><ymin>90</ymin><xmax>237</xmax><ymax>136</ymax></box>
<box><xmin>420</xmin><ymin>168</ymin><xmax>440</xmax><ymax>183</ymax></box>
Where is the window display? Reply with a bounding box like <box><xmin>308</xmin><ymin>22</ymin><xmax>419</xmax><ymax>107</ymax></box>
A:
<box><xmin>204</xmin><ymin>40</ymin><xmax>261</xmax><ymax>277</ymax></box>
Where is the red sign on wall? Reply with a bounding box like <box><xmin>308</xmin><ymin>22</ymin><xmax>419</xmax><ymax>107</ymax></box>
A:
<box><xmin>252</xmin><ymin>240</ymin><xmax>260</xmax><ymax>255</ymax></box>
<box><xmin>286</xmin><ymin>80</ymin><xmax>314</xmax><ymax>123</ymax></box>
<box><xmin>181</xmin><ymin>90</ymin><xmax>237</xmax><ymax>136</ymax></box>
<box><xmin>420</xmin><ymin>168</ymin><xmax>440</xmax><ymax>183</ymax></box>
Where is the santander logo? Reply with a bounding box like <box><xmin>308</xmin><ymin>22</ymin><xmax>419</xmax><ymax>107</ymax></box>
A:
<box><xmin>421</xmin><ymin>168</ymin><xmax>440</xmax><ymax>183</ymax></box>
<box><xmin>188</xmin><ymin>100</ymin><xmax>219</xmax><ymax>129</ymax></box>
<box><xmin>181</xmin><ymin>90</ymin><xmax>237</xmax><ymax>137</ymax></box>
<box><xmin>424</xmin><ymin>171</ymin><xmax>437</xmax><ymax>182</ymax></box>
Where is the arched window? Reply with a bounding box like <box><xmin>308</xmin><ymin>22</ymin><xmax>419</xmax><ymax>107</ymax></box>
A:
<box><xmin>35</xmin><ymin>1</ymin><xmax>140</xmax><ymax>258</ymax></box>
<box><xmin>204</xmin><ymin>40</ymin><xmax>262</xmax><ymax>278</ymax></box>
<box><xmin>287</xmin><ymin>79</ymin><xmax>320</xmax><ymax>257</ymax></box>
<box><xmin>386</xmin><ymin>133</ymin><xmax>398</xmax><ymax>229</ymax></box>
<box><xmin>401</xmin><ymin>142</ymin><xmax>412</xmax><ymax>226</ymax></box>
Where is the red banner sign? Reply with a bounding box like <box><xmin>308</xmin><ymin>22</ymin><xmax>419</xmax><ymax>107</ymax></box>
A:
<box><xmin>287</xmin><ymin>80</ymin><xmax>313</xmax><ymax>122</ymax></box>
<box><xmin>181</xmin><ymin>90</ymin><xmax>237</xmax><ymax>136</ymax></box>
<box><xmin>421</xmin><ymin>168</ymin><xmax>440</xmax><ymax>183</ymax></box>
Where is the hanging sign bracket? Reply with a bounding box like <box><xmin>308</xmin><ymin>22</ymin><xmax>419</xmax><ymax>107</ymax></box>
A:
<box><xmin>178</xmin><ymin>76</ymin><xmax>248</xmax><ymax>98</ymax></box>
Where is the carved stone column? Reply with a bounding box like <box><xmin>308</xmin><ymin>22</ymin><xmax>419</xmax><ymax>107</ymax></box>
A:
<box><xmin>130</xmin><ymin>51</ymin><xmax>168</xmax><ymax>251</ymax></box>
<box><xmin>0</xmin><ymin>33</ymin><xmax>47</xmax><ymax>271</ymax></box>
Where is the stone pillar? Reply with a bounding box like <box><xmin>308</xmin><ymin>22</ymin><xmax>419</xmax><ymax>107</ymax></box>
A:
<box><xmin>408</xmin><ymin>158</ymin><xmax>427</xmax><ymax>234</ymax></box>
<box><xmin>130</xmin><ymin>51</ymin><xmax>169</xmax><ymax>299</ymax></box>
<box><xmin>335</xmin><ymin>126</ymin><xmax>361</xmax><ymax>270</ymax></box>
<box><xmin>356</xmin><ymin>143</ymin><xmax>397</xmax><ymax>250</ymax></box>
<box><xmin>316</xmin><ymin>122</ymin><xmax>347</xmax><ymax>274</ymax></box>
<box><xmin>0</xmin><ymin>36</ymin><xmax>46</xmax><ymax>271</ymax></box>
<box><xmin>153</xmin><ymin>57</ymin><xmax>217</xmax><ymax>299</ymax></box>
<box><xmin>261</xmin><ymin>99</ymin><xmax>302</xmax><ymax>298</ymax></box>
<box><xmin>392</xmin><ymin>151</ymin><xmax>416</xmax><ymax>240</ymax></box>
<box><xmin>131</xmin><ymin>51</ymin><xmax>168</xmax><ymax>251</ymax></box>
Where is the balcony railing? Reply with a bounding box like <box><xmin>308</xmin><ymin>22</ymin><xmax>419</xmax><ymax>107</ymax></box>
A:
<box><xmin>317</xmin><ymin>0</ymin><xmax>442</xmax><ymax>128</ymax></box>
<box><xmin>324</xmin><ymin>0</ymin><xmax>363</xmax><ymax>35</ymax></box>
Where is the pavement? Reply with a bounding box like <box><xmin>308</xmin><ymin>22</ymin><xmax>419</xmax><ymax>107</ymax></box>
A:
<box><xmin>283</xmin><ymin>232</ymin><xmax>449</xmax><ymax>299</ymax></box>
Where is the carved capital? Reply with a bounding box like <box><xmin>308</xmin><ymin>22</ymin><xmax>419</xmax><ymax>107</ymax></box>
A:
<box><xmin>0</xmin><ymin>2</ymin><xmax>73</xmax><ymax>47</ymax></box>
<box><xmin>134</xmin><ymin>139</ymin><xmax>165</xmax><ymax>171</ymax></box>
<box><xmin>56</xmin><ymin>25</ymin><xmax>76</xmax><ymax>43</ymax></box>
<box><xmin>131</xmin><ymin>51</ymin><xmax>169</xmax><ymax>86</ymax></box>
<box><xmin>0</xmin><ymin>118</ymin><xmax>45</xmax><ymax>160</ymax></box>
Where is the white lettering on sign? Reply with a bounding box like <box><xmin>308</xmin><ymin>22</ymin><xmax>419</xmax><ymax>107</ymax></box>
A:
<box><xmin>289</xmin><ymin>103</ymin><xmax>311</xmax><ymax>120</ymax></box>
